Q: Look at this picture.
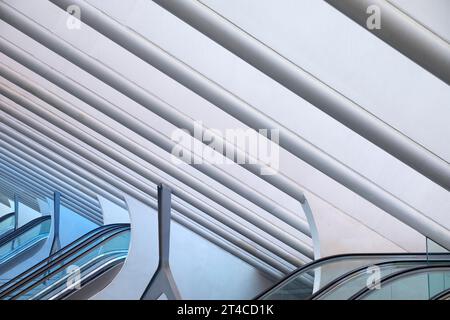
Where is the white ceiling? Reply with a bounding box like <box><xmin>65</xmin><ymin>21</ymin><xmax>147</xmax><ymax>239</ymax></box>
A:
<box><xmin>0</xmin><ymin>0</ymin><xmax>448</xmax><ymax>255</ymax></box>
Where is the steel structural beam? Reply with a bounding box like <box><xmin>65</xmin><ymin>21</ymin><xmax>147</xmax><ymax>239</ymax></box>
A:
<box><xmin>0</xmin><ymin>130</ymin><xmax>126</xmax><ymax>211</ymax></box>
<box><xmin>0</xmin><ymin>106</ymin><xmax>306</xmax><ymax>270</ymax></box>
<box><xmin>0</xmin><ymin>180</ymin><xmax>40</xmax><ymax>212</ymax></box>
<box><xmin>0</xmin><ymin>146</ymin><xmax>102</xmax><ymax>223</ymax></box>
<box><xmin>0</xmin><ymin>146</ymin><xmax>101</xmax><ymax>210</ymax></box>
<box><xmin>0</xmin><ymin>3</ymin><xmax>314</xmax><ymax>229</ymax></box>
<box><xmin>0</xmin><ymin>147</ymin><xmax>102</xmax><ymax>214</ymax></box>
<box><xmin>0</xmin><ymin>184</ymin><xmax>36</xmax><ymax>214</ymax></box>
<box><xmin>0</xmin><ymin>103</ymin><xmax>308</xmax><ymax>265</ymax></box>
<box><xmin>0</xmin><ymin>135</ymin><xmax>112</xmax><ymax>207</ymax></box>
<box><xmin>38</xmin><ymin>0</ymin><xmax>450</xmax><ymax>248</ymax></box>
<box><xmin>0</xmin><ymin>112</ymin><xmax>127</xmax><ymax>210</ymax></box>
<box><xmin>0</xmin><ymin>157</ymin><xmax>100</xmax><ymax>218</ymax></box>
<box><xmin>0</xmin><ymin>135</ymin><xmax>291</xmax><ymax>277</ymax></box>
<box><xmin>0</xmin><ymin>189</ymin><xmax>36</xmax><ymax>213</ymax></box>
<box><xmin>324</xmin><ymin>0</ymin><xmax>450</xmax><ymax>85</ymax></box>
<box><xmin>0</xmin><ymin>149</ymin><xmax>101</xmax><ymax>216</ymax></box>
<box><xmin>145</xmin><ymin>0</ymin><xmax>450</xmax><ymax>190</ymax></box>
<box><xmin>0</xmin><ymin>107</ymin><xmax>306</xmax><ymax>267</ymax></box>
<box><xmin>0</xmin><ymin>173</ymin><xmax>92</xmax><ymax>222</ymax></box>
<box><xmin>0</xmin><ymin>136</ymin><xmax>105</xmax><ymax>210</ymax></box>
<box><xmin>0</xmin><ymin>141</ymin><xmax>288</xmax><ymax>280</ymax></box>
<box><xmin>0</xmin><ymin>171</ymin><xmax>97</xmax><ymax>224</ymax></box>
<box><xmin>0</xmin><ymin>116</ymin><xmax>293</xmax><ymax>271</ymax></box>
<box><xmin>0</xmin><ymin>77</ymin><xmax>313</xmax><ymax>259</ymax></box>
<box><xmin>0</xmin><ymin>100</ymin><xmax>312</xmax><ymax>265</ymax></box>
<box><xmin>0</xmin><ymin>35</ymin><xmax>310</xmax><ymax>237</ymax></box>
<box><xmin>0</xmin><ymin>156</ymin><xmax>290</xmax><ymax>277</ymax></box>
<box><xmin>0</xmin><ymin>161</ymin><xmax>103</xmax><ymax>224</ymax></box>
<box><xmin>0</xmin><ymin>165</ymin><xmax>77</xmax><ymax>212</ymax></box>
<box><xmin>0</xmin><ymin>143</ymin><xmax>284</xmax><ymax>276</ymax></box>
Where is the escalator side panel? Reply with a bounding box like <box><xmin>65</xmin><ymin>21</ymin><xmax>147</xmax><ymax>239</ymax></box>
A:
<box><xmin>64</xmin><ymin>261</ymin><xmax>124</xmax><ymax>300</ymax></box>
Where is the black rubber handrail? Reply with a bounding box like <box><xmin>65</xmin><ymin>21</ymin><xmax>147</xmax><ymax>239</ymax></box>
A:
<box><xmin>311</xmin><ymin>258</ymin><xmax>450</xmax><ymax>300</ymax></box>
<box><xmin>0</xmin><ymin>215</ymin><xmax>50</xmax><ymax>248</ymax></box>
<box><xmin>0</xmin><ymin>224</ymin><xmax>129</xmax><ymax>298</ymax></box>
<box><xmin>350</xmin><ymin>264</ymin><xmax>450</xmax><ymax>300</ymax></box>
<box><xmin>4</xmin><ymin>227</ymin><xmax>128</xmax><ymax>300</ymax></box>
<box><xmin>7</xmin><ymin>227</ymin><xmax>130</xmax><ymax>300</ymax></box>
<box><xmin>431</xmin><ymin>288</ymin><xmax>450</xmax><ymax>300</ymax></box>
<box><xmin>0</xmin><ymin>224</ymin><xmax>128</xmax><ymax>297</ymax></box>
<box><xmin>38</xmin><ymin>250</ymin><xmax>128</xmax><ymax>300</ymax></box>
<box><xmin>256</xmin><ymin>252</ymin><xmax>450</xmax><ymax>299</ymax></box>
<box><xmin>60</xmin><ymin>255</ymin><xmax>126</xmax><ymax>300</ymax></box>
<box><xmin>0</xmin><ymin>223</ymin><xmax>124</xmax><ymax>295</ymax></box>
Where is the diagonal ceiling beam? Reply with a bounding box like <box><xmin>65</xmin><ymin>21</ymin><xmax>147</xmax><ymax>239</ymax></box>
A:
<box><xmin>140</xmin><ymin>0</ymin><xmax>450</xmax><ymax>190</ymax></box>
<box><xmin>37</xmin><ymin>0</ymin><xmax>450</xmax><ymax>248</ymax></box>
<box><xmin>324</xmin><ymin>0</ymin><xmax>450</xmax><ymax>85</ymax></box>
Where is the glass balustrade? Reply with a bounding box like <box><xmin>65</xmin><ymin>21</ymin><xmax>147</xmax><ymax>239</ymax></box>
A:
<box><xmin>0</xmin><ymin>217</ymin><xmax>51</xmax><ymax>265</ymax></box>
<box><xmin>360</xmin><ymin>267</ymin><xmax>450</xmax><ymax>300</ymax></box>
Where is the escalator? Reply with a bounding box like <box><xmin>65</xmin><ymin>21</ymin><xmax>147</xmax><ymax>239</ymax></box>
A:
<box><xmin>258</xmin><ymin>253</ymin><xmax>450</xmax><ymax>300</ymax></box>
<box><xmin>0</xmin><ymin>215</ymin><xmax>51</xmax><ymax>266</ymax></box>
<box><xmin>0</xmin><ymin>223</ymin><xmax>130</xmax><ymax>300</ymax></box>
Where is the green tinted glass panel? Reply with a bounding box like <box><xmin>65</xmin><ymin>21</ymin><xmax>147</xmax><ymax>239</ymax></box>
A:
<box><xmin>262</xmin><ymin>255</ymin><xmax>424</xmax><ymax>300</ymax></box>
<box><xmin>362</xmin><ymin>269</ymin><xmax>450</xmax><ymax>300</ymax></box>
<box><xmin>0</xmin><ymin>218</ymin><xmax>51</xmax><ymax>263</ymax></box>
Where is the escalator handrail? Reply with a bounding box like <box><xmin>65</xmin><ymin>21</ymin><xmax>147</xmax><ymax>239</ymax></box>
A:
<box><xmin>310</xmin><ymin>259</ymin><xmax>450</xmax><ymax>300</ymax></box>
<box><xmin>33</xmin><ymin>250</ymin><xmax>128</xmax><ymax>300</ymax></box>
<box><xmin>0</xmin><ymin>234</ymin><xmax>49</xmax><ymax>265</ymax></box>
<box><xmin>0</xmin><ymin>224</ymin><xmax>129</xmax><ymax>297</ymax></box>
<box><xmin>256</xmin><ymin>252</ymin><xmax>450</xmax><ymax>299</ymax></box>
<box><xmin>0</xmin><ymin>223</ymin><xmax>124</xmax><ymax>295</ymax></box>
<box><xmin>0</xmin><ymin>215</ymin><xmax>50</xmax><ymax>248</ymax></box>
<box><xmin>8</xmin><ymin>227</ymin><xmax>130</xmax><ymax>300</ymax></box>
<box><xmin>0</xmin><ymin>224</ymin><xmax>128</xmax><ymax>297</ymax></box>
<box><xmin>51</xmin><ymin>255</ymin><xmax>127</xmax><ymax>300</ymax></box>
<box><xmin>350</xmin><ymin>263</ymin><xmax>450</xmax><ymax>300</ymax></box>
<box><xmin>5</xmin><ymin>227</ymin><xmax>129</xmax><ymax>300</ymax></box>
<box><xmin>0</xmin><ymin>223</ymin><xmax>126</xmax><ymax>291</ymax></box>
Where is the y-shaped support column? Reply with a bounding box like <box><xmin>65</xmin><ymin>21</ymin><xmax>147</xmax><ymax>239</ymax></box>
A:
<box><xmin>49</xmin><ymin>191</ymin><xmax>61</xmax><ymax>255</ymax></box>
<box><xmin>141</xmin><ymin>184</ymin><xmax>181</xmax><ymax>300</ymax></box>
<box><xmin>13</xmin><ymin>194</ymin><xmax>19</xmax><ymax>230</ymax></box>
